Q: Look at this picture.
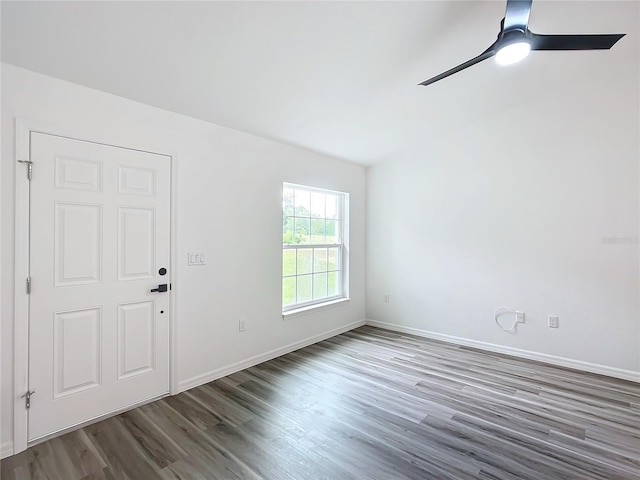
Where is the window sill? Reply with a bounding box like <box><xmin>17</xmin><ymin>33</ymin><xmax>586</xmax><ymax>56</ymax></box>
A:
<box><xmin>282</xmin><ymin>297</ymin><xmax>350</xmax><ymax>320</ymax></box>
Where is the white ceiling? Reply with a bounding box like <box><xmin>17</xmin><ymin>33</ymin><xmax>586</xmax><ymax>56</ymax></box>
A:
<box><xmin>2</xmin><ymin>1</ymin><xmax>637</xmax><ymax>165</ymax></box>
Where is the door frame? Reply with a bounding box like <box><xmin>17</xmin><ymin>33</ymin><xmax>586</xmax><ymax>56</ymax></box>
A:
<box><xmin>13</xmin><ymin>117</ymin><xmax>179</xmax><ymax>454</ymax></box>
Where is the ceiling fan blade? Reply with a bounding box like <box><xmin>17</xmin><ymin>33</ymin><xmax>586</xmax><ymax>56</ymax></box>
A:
<box><xmin>419</xmin><ymin>49</ymin><xmax>496</xmax><ymax>87</ymax></box>
<box><xmin>530</xmin><ymin>33</ymin><xmax>625</xmax><ymax>50</ymax></box>
<box><xmin>504</xmin><ymin>0</ymin><xmax>533</xmax><ymax>31</ymax></box>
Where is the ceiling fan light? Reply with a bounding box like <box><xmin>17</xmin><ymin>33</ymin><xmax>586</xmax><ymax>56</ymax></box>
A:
<box><xmin>495</xmin><ymin>41</ymin><xmax>531</xmax><ymax>65</ymax></box>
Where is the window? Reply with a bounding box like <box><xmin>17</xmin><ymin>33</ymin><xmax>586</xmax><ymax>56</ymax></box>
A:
<box><xmin>282</xmin><ymin>183</ymin><xmax>348</xmax><ymax>312</ymax></box>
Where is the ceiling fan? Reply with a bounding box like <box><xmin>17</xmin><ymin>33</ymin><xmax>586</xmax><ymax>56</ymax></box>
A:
<box><xmin>419</xmin><ymin>0</ymin><xmax>625</xmax><ymax>87</ymax></box>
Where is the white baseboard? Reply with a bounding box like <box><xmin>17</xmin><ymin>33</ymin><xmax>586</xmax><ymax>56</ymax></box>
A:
<box><xmin>1</xmin><ymin>441</ymin><xmax>14</xmax><ymax>460</ymax></box>
<box><xmin>178</xmin><ymin>319</ymin><xmax>366</xmax><ymax>392</ymax></box>
<box><xmin>366</xmin><ymin>320</ymin><xmax>640</xmax><ymax>383</ymax></box>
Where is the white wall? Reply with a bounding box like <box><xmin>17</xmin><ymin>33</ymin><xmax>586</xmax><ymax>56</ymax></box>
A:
<box><xmin>1</xmin><ymin>64</ymin><xmax>366</xmax><ymax>451</ymax></box>
<box><xmin>367</xmin><ymin>51</ymin><xmax>639</xmax><ymax>377</ymax></box>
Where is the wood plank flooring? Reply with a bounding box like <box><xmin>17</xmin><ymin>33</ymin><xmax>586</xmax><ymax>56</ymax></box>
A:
<box><xmin>2</xmin><ymin>326</ymin><xmax>639</xmax><ymax>479</ymax></box>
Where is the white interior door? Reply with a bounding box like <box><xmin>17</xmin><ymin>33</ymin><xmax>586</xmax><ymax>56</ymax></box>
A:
<box><xmin>27</xmin><ymin>132</ymin><xmax>171</xmax><ymax>442</ymax></box>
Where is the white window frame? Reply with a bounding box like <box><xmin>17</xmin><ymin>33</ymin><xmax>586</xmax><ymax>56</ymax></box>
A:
<box><xmin>282</xmin><ymin>183</ymin><xmax>349</xmax><ymax>314</ymax></box>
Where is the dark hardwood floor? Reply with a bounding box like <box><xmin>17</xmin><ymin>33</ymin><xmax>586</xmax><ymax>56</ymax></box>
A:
<box><xmin>2</xmin><ymin>326</ymin><xmax>639</xmax><ymax>479</ymax></box>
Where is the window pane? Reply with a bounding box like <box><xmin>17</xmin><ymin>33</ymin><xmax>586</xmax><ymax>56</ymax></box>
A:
<box><xmin>314</xmin><ymin>248</ymin><xmax>328</xmax><ymax>272</ymax></box>
<box><xmin>326</xmin><ymin>220</ymin><xmax>338</xmax><ymax>244</ymax></box>
<box><xmin>283</xmin><ymin>249</ymin><xmax>296</xmax><ymax>276</ymax></box>
<box><xmin>294</xmin><ymin>189</ymin><xmax>311</xmax><ymax>217</ymax></box>
<box><xmin>313</xmin><ymin>272</ymin><xmax>328</xmax><ymax>299</ymax></box>
<box><xmin>283</xmin><ymin>216</ymin><xmax>294</xmax><ymax>244</ymax></box>
<box><xmin>297</xmin><ymin>249</ymin><xmax>312</xmax><ymax>275</ymax></box>
<box><xmin>310</xmin><ymin>219</ymin><xmax>325</xmax><ymax>244</ymax></box>
<box><xmin>297</xmin><ymin>275</ymin><xmax>312</xmax><ymax>303</ymax></box>
<box><xmin>328</xmin><ymin>247</ymin><xmax>340</xmax><ymax>270</ymax></box>
<box><xmin>283</xmin><ymin>277</ymin><xmax>296</xmax><ymax>306</ymax></box>
<box><xmin>328</xmin><ymin>271</ymin><xmax>340</xmax><ymax>297</ymax></box>
<box><xmin>283</xmin><ymin>184</ymin><xmax>347</xmax><ymax>310</ymax></box>
<box><xmin>326</xmin><ymin>195</ymin><xmax>339</xmax><ymax>219</ymax></box>
<box><xmin>310</xmin><ymin>192</ymin><xmax>326</xmax><ymax>218</ymax></box>
<box><xmin>283</xmin><ymin>188</ymin><xmax>294</xmax><ymax>217</ymax></box>
<box><xmin>294</xmin><ymin>217</ymin><xmax>310</xmax><ymax>244</ymax></box>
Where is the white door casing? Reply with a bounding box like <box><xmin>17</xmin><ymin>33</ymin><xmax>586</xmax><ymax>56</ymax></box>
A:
<box><xmin>26</xmin><ymin>132</ymin><xmax>171</xmax><ymax>442</ymax></box>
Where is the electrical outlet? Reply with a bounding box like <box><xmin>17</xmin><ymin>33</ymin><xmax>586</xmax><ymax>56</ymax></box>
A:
<box><xmin>548</xmin><ymin>315</ymin><xmax>559</xmax><ymax>328</ymax></box>
<box><xmin>384</xmin><ymin>293</ymin><xmax>390</xmax><ymax>303</ymax></box>
<box><xmin>516</xmin><ymin>311</ymin><xmax>525</xmax><ymax>324</ymax></box>
<box><xmin>239</xmin><ymin>319</ymin><xmax>246</xmax><ymax>332</ymax></box>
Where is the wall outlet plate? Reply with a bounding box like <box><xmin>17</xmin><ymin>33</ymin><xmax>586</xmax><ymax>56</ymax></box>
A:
<box><xmin>188</xmin><ymin>252</ymin><xmax>206</xmax><ymax>266</ymax></box>
<box><xmin>548</xmin><ymin>315</ymin><xmax>559</xmax><ymax>328</ymax></box>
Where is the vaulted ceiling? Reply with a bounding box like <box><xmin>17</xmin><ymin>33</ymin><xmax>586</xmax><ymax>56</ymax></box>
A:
<box><xmin>2</xmin><ymin>1</ymin><xmax>637</xmax><ymax>165</ymax></box>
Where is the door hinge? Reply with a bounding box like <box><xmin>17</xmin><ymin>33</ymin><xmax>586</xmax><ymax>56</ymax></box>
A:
<box><xmin>21</xmin><ymin>390</ymin><xmax>35</xmax><ymax>409</ymax></box>
<box><xmin>18</xmin><ymin>160</ymin><xmax>33</xmax><ymax>180</ymax></box>
<box><xmin>26</xmin><ymin>277</ymin><xmax>31</xmax><ymax>294</ymax></box>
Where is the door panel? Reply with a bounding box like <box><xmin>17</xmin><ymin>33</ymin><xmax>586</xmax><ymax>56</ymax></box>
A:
<box><xmin>28</xmin><ymin>133</ymin><xmax>171</xmax><ymax>441</ymax></box>
<box><xmin>118</xmin><ymin>165</ymin><xmax>156</xmax><ymax>196</ymax></box>
<box><xmin>118</xmin><ymin>207</ymin><xmax>155</xmax><ymax>281</ymax></box>
<box><xmin>53</xmin><ymin>307</ymin><xmax>102</xmax><ymax>398</ymax></box>
<box><xmin>117</xmin><ymin>300</ymin><xmax>156</xmax><ymax>380</ymax></box>
<box><xmin>54</xmin><ymin>202</ymin><xmax>102</xmax><ymax>286</ymax></box>
<box><xmin>55</xmin><ymin>156</ymin><xmax>103</xmax><ymax>192</ymax></box>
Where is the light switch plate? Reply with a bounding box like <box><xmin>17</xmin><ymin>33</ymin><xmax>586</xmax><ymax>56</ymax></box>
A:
<box><xmin>188</xmin><ymin>252</ymin><xmax>206</xmax><ymax>266</ymax></box>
